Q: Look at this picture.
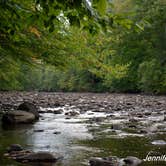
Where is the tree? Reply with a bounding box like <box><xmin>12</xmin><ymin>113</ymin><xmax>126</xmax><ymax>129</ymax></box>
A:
<box><xmin>1</xmin><ymin>0</ymin><xmax>165</xmax><ymax>94</ymax></box>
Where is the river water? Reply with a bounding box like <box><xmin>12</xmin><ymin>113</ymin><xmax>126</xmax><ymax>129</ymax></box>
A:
<box><xmin>0</xmin><ymin>106</ymin><xmax>165</xmax><ymax>166</ymax></box>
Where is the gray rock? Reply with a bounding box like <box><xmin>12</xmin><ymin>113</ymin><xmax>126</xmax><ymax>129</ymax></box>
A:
<box><xmin>16</xmin><ymin>152</ymin><xmax>63</xmax><ymax>163</ymax></box>
<box><xmin>18</xmin><ymin>102</ymin><xmax>39</xmax><ymax>119</ymax></box>
<box><xmin>89</xmin><ymin>156</ymin><xmax>120</xmax><ymax>166</ymax></box>
<box><xmin>54</xmin><ymin>101</ymin><xmax>61</xmax><ymax>107</ymax></box>
<box><xmin>137</xmin><ymin>113</ymin><xmax>143</xmax><ymax>118</ymax></box>
<box><xmin>6</xmin><ymin>150</ymin><xmax>32</xmax><ymax>159</ymax></box>
<box><xmin>139</xmin><ymin>129</ymin><xmax>148</xmax><ymax>134</ymax></box>
<box><xmin>7</xmin><ymin>144</ymin><xmax>23</xmax><ymax>153</ymax></box>
<box><xmin>65</xmin><ymin>117</ymin><xmax>71</xmax><ymax>119</ymax></box>
<box><xmin>123</xmin><ymin>156</ymin><xmax>142</xmax><ymax>166</ymax></box>
<box><xmin>34</xmin><ymin>129</ymin><xmax>44</xmax><ymax>132</ymax></box>
<box><xmin>144</xmin><ymin>111</ymin><xmax>152</xmax><ymax>116</ymax></box>
<box><xmin>65</xmin><ymin>111</ymin><xmax>79</xmax><ymax>116</ymax></box>
<box><xmin>164</xmin><ymin>116</ymin><xmax>166</xmax><ymax>121</ymax></box>
<box><xmin>128</xmin><ymin>125</ymin><xmax>137</xmax><ymax>128</ymax></box>
<box><xmin>53</xmin><ymin>109</ymin><xmax>63</xmax><ymax>114</ymax></box>
<box><xmin>2</xmin><ymin>111</ymin><xmax>35</xmax><ymax>124</ymax></box>
<box><xmin>46</xmin><ymin>110</ymin><xmax>54</xmax><ymax>113</ymax></box>
<box><xmin>53</xmin><ymin>131</ymin><xmax>61</xmax><ymax>134</ymax></box>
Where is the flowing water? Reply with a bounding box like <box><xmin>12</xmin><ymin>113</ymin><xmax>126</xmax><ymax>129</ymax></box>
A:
<box><xmin>0</xmin><ymin>106</ymin><xmax>165</xmax><ymax>166</ymax></box>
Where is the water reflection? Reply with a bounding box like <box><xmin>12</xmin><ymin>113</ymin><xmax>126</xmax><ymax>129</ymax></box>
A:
<box><xmin>0</xmin><ymin>107</ymin><xmax>166</xmax><ymax>166</ymax></box>
<box><xmin>0</xmin><ymin>110</ymin><xmax>94</xmax><ymax>166</ymax></box>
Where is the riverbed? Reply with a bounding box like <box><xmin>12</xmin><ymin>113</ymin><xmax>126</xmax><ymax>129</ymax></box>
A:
<box><xmin>0</xmin><ymin>92</ymin><xmax>166</xmax><ymax>166</ymax></box>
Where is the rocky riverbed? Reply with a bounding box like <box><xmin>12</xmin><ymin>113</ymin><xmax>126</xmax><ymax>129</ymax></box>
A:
<box><xmin>0</xmin><ymin>92</ymin><xmax>166</xmax><ymax>166</ymax></box>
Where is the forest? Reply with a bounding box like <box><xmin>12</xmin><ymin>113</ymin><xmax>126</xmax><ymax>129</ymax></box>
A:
<box><xmin>0</xmin><ymin>0</ymin><xmax>166</xmax><ymax>94</ymax></box>
<box><xmin>0</xmin><ymin>1</ymin><xmax>166</xmax><ymax>166</ymax></box>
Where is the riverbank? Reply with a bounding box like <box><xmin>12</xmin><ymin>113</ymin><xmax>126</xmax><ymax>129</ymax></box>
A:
<box><xmin>0</xmin><ymin>92</ymin><xmax>166</xmax><ymax>113</ymax></box>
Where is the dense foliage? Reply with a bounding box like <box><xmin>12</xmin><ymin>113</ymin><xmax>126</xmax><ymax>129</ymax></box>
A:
<box><xmin>0</xmin><ymin>0</ymin><xmax>166</xmax><ymax>94</ymax></box>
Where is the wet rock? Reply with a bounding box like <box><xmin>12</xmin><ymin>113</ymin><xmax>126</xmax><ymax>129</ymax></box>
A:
<box><xmin>89</xmin><ymin>156</ymin><xmax>122</xmax><ymax>166</ymax></box>
<box><xmin>65</xmin><ymin>117</ymin><xmax>71</xmax><ymax>119</ymax></box>
<box><xmin>151</xmin><ymin>140</ymin><xmax>166</xmax><ymax>145</ymax></box>
<box><xmin>126</xmin><ymin>102</ymin><xmax>133</xmax><ymax>106</ymax></box>
<box><xmin>2</xmin><ymin>111</ymin><xmax>35</xmax><ymax>124</ymax></box>
<box><xmin>53</xmin><ymin>109</ymin><xmax>63</xmax><ymax>114</ymax></box>
<box><xmin>113</xmin><ymin>107</ymin><xmax>122</xmax><ymax>111</ymax></box>
<box><xmin>136</xmin><ymin>113</ymin><xmax>143</xmax><ymax>118</ymax></box>
<box><xmin>16</xmin><ymin>152</ymin><xmax>63</xmax><ymax>163</ymax></box>
<box><xmin>9</xmin><ymin>150</ymin><xmax>32</xmax><ymax>158</ymax></box>
<box><xmin>139</xmin><ymin>129</ymin><xmax>148</xmax><ymax>134</ymax></box>
<box><xmin>53</xmin><ymin>131</ymin><xmax>61</xmax><ymax>134</ymax></box>
<box><xmin>107</xmin><ymin>114</ymin><xmax>116</xmax><ymax>118</ymax></box>
<box><xmin>46</xmin><ymin>110</ymin><xmax>54</xmax><ymax>113</ymax></box>
<box><xmin>164</xmin><ymin>116</ymin><xmax>166</xmax><ymax>121</ymax></box>
<box><xmin>88</xmin><ymin>112</ymin><xmax>94</xmax><ymax>115</ymax></box>
<box><xmin>123</xmin><ymin>156</ymin><xmax>142</xmax><ymax>166</ymax></box>
<box><xmin>7</xmin><ymin>144</ymin><xmax>23</xmax><ymax>153</ymax></box>
<box><xmin>128</xmin><ymin>125</ymin><xmax>137</xmax><ymax>128</ymax></box>
<box><xmin>18</xmin><ymin>102</ymin><xmax>39</xmax><ymax>119</ymax></box>
<box><xmin>65</xmin><ymin>111</ymin><xmax>79</xmax><ymax>116</ymax></box>
<box><xmin>144</xmin><ymin>111</ymin><xmax>152</xmax><ymax>116</ymax></box>
<box><xmin>34</xmin><ymin>129</ymin><xmax>44</xmax><ymax>132</ymax></box>
<box><xmin>54</xmin><ymin>101</ymin><xmax>61</xmax><ymax>107</ymax></box>
<box><xmin>38</xmin><ymin>110</ymin><xmax>45</xmax><ymax>113</ymax></box>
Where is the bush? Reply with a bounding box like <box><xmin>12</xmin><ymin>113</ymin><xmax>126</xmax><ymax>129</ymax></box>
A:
<box><xmin>138</xmin><ymin>59</ymin><xmax>166</xmax><ymax>94</ymax></box>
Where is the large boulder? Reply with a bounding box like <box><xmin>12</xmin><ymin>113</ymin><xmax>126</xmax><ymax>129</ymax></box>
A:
<box><xmin>2</xmin><ymin>111</ymin><xmax>35</xmax><ymax>124</ymax></box>
<box><xmin>16</xmin><ymin>152</ymin><xmax>63</xmax><ymax>163</ymax></box>
<box><xmin>17</xmin><ymin>102</ymin><xmax>39</xmax><ymax>119</ymax></box>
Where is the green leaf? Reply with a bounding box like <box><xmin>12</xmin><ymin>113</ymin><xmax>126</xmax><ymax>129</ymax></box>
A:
<box><xmin>49</xmin><ymin>23</ymin><xmax>54</xmax><ymax>32</ymax></box>
<box><xmin>97</xmin><ymin>0</ymin><xmax>107</xmax><ymax>16</ymax></box>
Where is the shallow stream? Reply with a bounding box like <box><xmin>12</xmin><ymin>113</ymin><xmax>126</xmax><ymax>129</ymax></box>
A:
<box><xmin>0</xmin><ymin>106</ymin><xmax>165</xmax><ymax>166</ymax></box>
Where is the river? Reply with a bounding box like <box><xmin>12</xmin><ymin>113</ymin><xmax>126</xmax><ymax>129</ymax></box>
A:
<box><xmin>0</xmin><ymin>92</ymin><xmax>166</xmax><ymax>166</ymax></box>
